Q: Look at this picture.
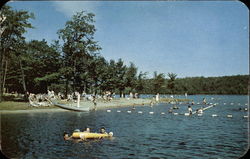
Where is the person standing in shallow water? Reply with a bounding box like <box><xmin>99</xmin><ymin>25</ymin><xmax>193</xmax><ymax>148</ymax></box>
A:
<box><xmin>156</xmin><ymin>93</ymin><xmax>160</xmax><ymax>103</ymax></box>
<box><xmin>188</xmin><ymin>105</ymin><xmax>192</xmax><ymax>115</ymax></box>
<box><xmin>92</xmin><ymin>95</ymin><xmax>97</xmax><ymax>110</ymax></box>
<box><xmin>203</xmin><ymin>98</ymin><xmax>207</xmax><ymax>105</ymax></box>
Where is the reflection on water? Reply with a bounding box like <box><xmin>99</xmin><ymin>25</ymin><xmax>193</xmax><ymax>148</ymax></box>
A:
<box><xmin>1</xmin><ymin>95</ymin><xmax>248</xmax><ymax>159</ymax></box>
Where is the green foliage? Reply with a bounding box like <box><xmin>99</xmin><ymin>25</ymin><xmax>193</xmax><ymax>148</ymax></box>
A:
<box><xmin>0</xmin><ymin>5</ymin><xmax>34</xmax><ymax>101</ymax></box>
<box><xmin>57</xmin><ymin>11</ymin><xmax>101</xmax><ymax>95</ymax></box>
<box><xmin>124</xmin><ymin>62</ymin><xmax>137</xmax><ymax>93</ymax></box>
<box><xmin>0</xmin><ymin>6</ymin><xmax>247</xmax><ymax>101</ymax></box>
<box><xmin>167</xmin><ymin>72</ymin><xmax>177</xmax><ymax>93</ymax></box>
<box><xmin>152</xmin><ymin>72</ymin><xmax>165</xmax><ymax>94</ymax></box>
<box><xmin>171</xmin><ymin>75</ymin><xmax>248</xmax><ymax>95</ymax></box>
<box><xmin>135</xmin><ymin>71</ymin><xmax>148</xmax><ymax>93</ymax></box>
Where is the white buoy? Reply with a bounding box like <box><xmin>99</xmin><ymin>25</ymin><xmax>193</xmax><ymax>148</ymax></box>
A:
<box><xmin>127</xmin><ymin>111</ymin><xmax>131</xmax><ymax>113</ymax></box>
<box><xmin>197</xmin><ymin>102</ymin><xmax>200</xmax><ymax>104</ymax></box>
<box><xmin>107</xmin><ymin>110</ymin><xmax>111</xmax><ymax>112</ymax></box>
<box><xmin>227</xmin><ymin>115</ymin><xmax>233</xmax><ymax>118</ymax></box>
<box><xmin>212</xmin><ymin>114</ymin><xmax>218</xmax><ymax>117</ymax></box>
<box><xmin>245</xmin><ymin>103</ymin><xmax>248</xmax><ymax>105</ymax></box>
<box><xmin>224</xmin><ymin>103</ymin><xmax>226</xmax><ymax>105</ymax></box>
<box><xmin>117</xmin><ymin>110</ymin><xmax>121</xmax><ymax>113</ymax></box>
<box><xmin>230</xmin><ymin>103</ymin><xmax>234</xmax><ymax>105</ymax></box>
<box><xmin>173</xmin><ymin>113</ymin><xmax>178</xmax><ymax>115</ymax></box>
<box><xmin>161</xmin><ymin>112</ymin><xmax>165</xmax><ymax>115</ymax></box>
<box><xmin>149</xmin><ymin>112</ymin><xmax>154</xmax><ymax>114</ymax></box>
<box><xmin>184</xmin><ymin>113</ymin><xmax>190</xmax><ymax>116</ymax></box>
<box><xmin>138</xmin><ymin>111</ymin><xmax>143</xmax><ymax>114</ymax></box>
<box><xmin>197</xmin><ymin>114</ymin><xmax>202</xmax><ymax>116</ymax></box>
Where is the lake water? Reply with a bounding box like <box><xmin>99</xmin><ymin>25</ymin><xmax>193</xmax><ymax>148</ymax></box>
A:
<box><xmin>1</xmin><ymin>95</ymin><xmax>249</xmax><ymax>159</ymax></box>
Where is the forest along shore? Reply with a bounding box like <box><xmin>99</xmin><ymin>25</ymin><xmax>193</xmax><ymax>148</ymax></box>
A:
<box><xmin>0</xmin><ymin>98</ymin><xmax>190</xmax><ymax>114</ymax></box>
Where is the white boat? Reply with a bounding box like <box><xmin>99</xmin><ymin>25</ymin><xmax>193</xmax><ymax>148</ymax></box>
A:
<box><xmin>53</xmin><ymin>102</ymin><xmax>90</xmax><ymax>112</ymax></box>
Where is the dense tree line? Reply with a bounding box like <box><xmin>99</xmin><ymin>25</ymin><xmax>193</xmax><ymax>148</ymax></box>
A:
<box><xmin>141</xmin><ymin>75</ymin><xmax>248</xmax><ymax>95</ymax></box>
<box><xmin>0</xmin><ymin>5</ymin><xmax>248</xmax><ymax>101</ymax></box>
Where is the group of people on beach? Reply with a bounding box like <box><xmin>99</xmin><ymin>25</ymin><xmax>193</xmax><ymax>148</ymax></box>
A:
<box><xmin>28</xmin><ymin>92</ymin><xmax>54</xmax><ymax>107</ymax></box>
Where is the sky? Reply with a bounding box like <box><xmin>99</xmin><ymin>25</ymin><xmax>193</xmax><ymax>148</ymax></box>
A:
<box><xmin>6</xmin><ymin>0</ymin><xmax>249</xmax><ymax>78</ymax></box>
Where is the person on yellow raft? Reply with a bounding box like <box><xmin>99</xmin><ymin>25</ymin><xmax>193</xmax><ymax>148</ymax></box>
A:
<box><xmin>63</xmin><ymin>127</ymin><xmax>113</xmax><ymax>141</ymax></box>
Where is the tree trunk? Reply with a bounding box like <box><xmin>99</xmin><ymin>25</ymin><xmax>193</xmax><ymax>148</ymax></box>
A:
<box><xmin>65</xmin><ymin>79</ymin><xmax>69</xmax><ymax>98</ymax></box>
<box><xmin>84</xmin><ymin>82</ymin><xmax>86</xmax><ymax>93</ymax></box>
<box><xmin>19</xmin><ymin>58</ymin><xmax>28</xmax><ymax>100</ymax></box>
<box><xmin>0</xmin><ymin>50</ymin><xmax>4</xmax><ymax>102</ymax></box>
<box><xmin>73</xmin><ymin>59</ymin><xmax>76</xmax><ymax>92</ymax></box>
<box><xmin>119</xmin><ymin>90</ymin><xmax>122</xmax><ymax>98</ymax></box>
<box><xmin>2</xmin><ymin>59</ymin><xmax>7</xmax><ymax>93</ymax></box>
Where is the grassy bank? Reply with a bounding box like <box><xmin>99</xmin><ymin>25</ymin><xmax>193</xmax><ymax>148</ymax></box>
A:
<box><xmin>0</xmin><ymin>101</ymin><xmax>57</xmax><ymax>111</ymax></box>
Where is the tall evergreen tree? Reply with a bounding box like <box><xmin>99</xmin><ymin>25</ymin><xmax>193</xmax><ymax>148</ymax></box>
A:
<box><xmin>167</xmin><ymin>72</ymin><xmax>177</xmax><ymax>94</ymax></box>
<box><xmin>0</xmin><ymin>5</ymin><xmax>34</xmax><ymax>101</ymax></box>
<box><xmin>57</xmin><ymin>11</ymin><xmax>101</xmax><ymax>96</ymax></box>
<box><xmin>152</xmin><ymin>72</ymin><xmax>165</xmax><ymax>94</ymax></box>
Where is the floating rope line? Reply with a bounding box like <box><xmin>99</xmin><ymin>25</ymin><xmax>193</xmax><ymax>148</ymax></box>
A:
<box><xmin>202</xmin><ymin>104</ymin><xmax>214</xmax><ymax>111</ymax></box>
<box><xmin>102</xmin><ymin>102</ymin><xmax>248</xmax><ymax>119</ymax></box>
<box><xmin>104</xmin><ymin>109</ymin><xmax>247</xmax><ymax>118</ymax></box>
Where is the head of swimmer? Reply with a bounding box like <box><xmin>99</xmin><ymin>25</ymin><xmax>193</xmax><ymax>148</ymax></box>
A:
<box><xmin>109</xmin><ymin>132</ymin><xmax>113</xmax><ymax>137</ymax></box>
<box><xmin>63</xmin><ymin>132</ymin><xmax>70</xmax><ymax>140</ymax></box>
<box><xmin>100</xmin><ymin>127</ymin><xmax>106</xmax><ymax>134</ymax></box>
<box><xmin>84</xmin><ymin>127</ymin><xmax>90</xmax><ymax>132</ymax></box>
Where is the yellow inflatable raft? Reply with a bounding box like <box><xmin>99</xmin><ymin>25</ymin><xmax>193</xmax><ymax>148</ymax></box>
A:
<box><xmin>72</xmin><ymin>132</ymin><xmax>112</xmax><ymax>139</ymax></box>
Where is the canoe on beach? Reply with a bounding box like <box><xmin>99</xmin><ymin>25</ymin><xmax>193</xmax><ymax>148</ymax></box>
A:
<box><xmin>53</xmin><ymin>102</ymin><xmax>90</xmax><ymax>112</ymax></box>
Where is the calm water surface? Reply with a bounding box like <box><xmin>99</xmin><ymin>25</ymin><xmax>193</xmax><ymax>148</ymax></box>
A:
<box><xmin>1</xmin><ymin>95</ymin><xmax>249</xmax><ymax>159</ymax></box>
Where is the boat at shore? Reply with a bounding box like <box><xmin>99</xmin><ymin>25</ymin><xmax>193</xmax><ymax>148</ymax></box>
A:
<box><xmin>52</xmin><ymin>101</ymin><xmax>90</xmax><ymax>112</ymax></box>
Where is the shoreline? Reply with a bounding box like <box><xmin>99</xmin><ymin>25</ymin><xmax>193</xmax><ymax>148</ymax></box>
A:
<box><xmin>0</xmin><ymin>98</ymin><xmax>190</xmax><ymax>114</ymax></box>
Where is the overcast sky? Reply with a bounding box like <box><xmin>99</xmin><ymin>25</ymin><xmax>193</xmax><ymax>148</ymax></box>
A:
<box><xmin>7</xmin><ymin>1</ymin><xmax>249</xmax><ymax>78</ymax></box>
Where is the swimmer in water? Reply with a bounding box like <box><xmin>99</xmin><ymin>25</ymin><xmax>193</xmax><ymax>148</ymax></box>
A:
<box><xmin>83</xmin><ymin>127</ymin><xmax>90</xmax><ymax>133</ymax></box>
<box><xmin>188</xmin><ymin>105</ymin><xmax>192</xmax><ymax>115</ymax></box>
<box><xmin>132</xmin><ymin>104</ymin><xmax>136</xmax><ymax>110</ymax></box>
<box><xmin>63</xmin><ymin>132</ymin><xmax>73</xmax><ymax>140</ymax></box>
<box><xmin>100</xmin><ymin>127</ymin><xmax>108</xmax><ymax>134</ymax></box>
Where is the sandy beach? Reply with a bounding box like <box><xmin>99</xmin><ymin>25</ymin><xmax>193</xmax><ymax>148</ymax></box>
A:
<box><xmin>0</xmin><ymin>98</ymin><xmax>151</xmax><ymax>114</ymax></box>
<box><xmin>0</xmin><ymin>98</ymin><xmax>190</xmax><ymax>114</ymax></box>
